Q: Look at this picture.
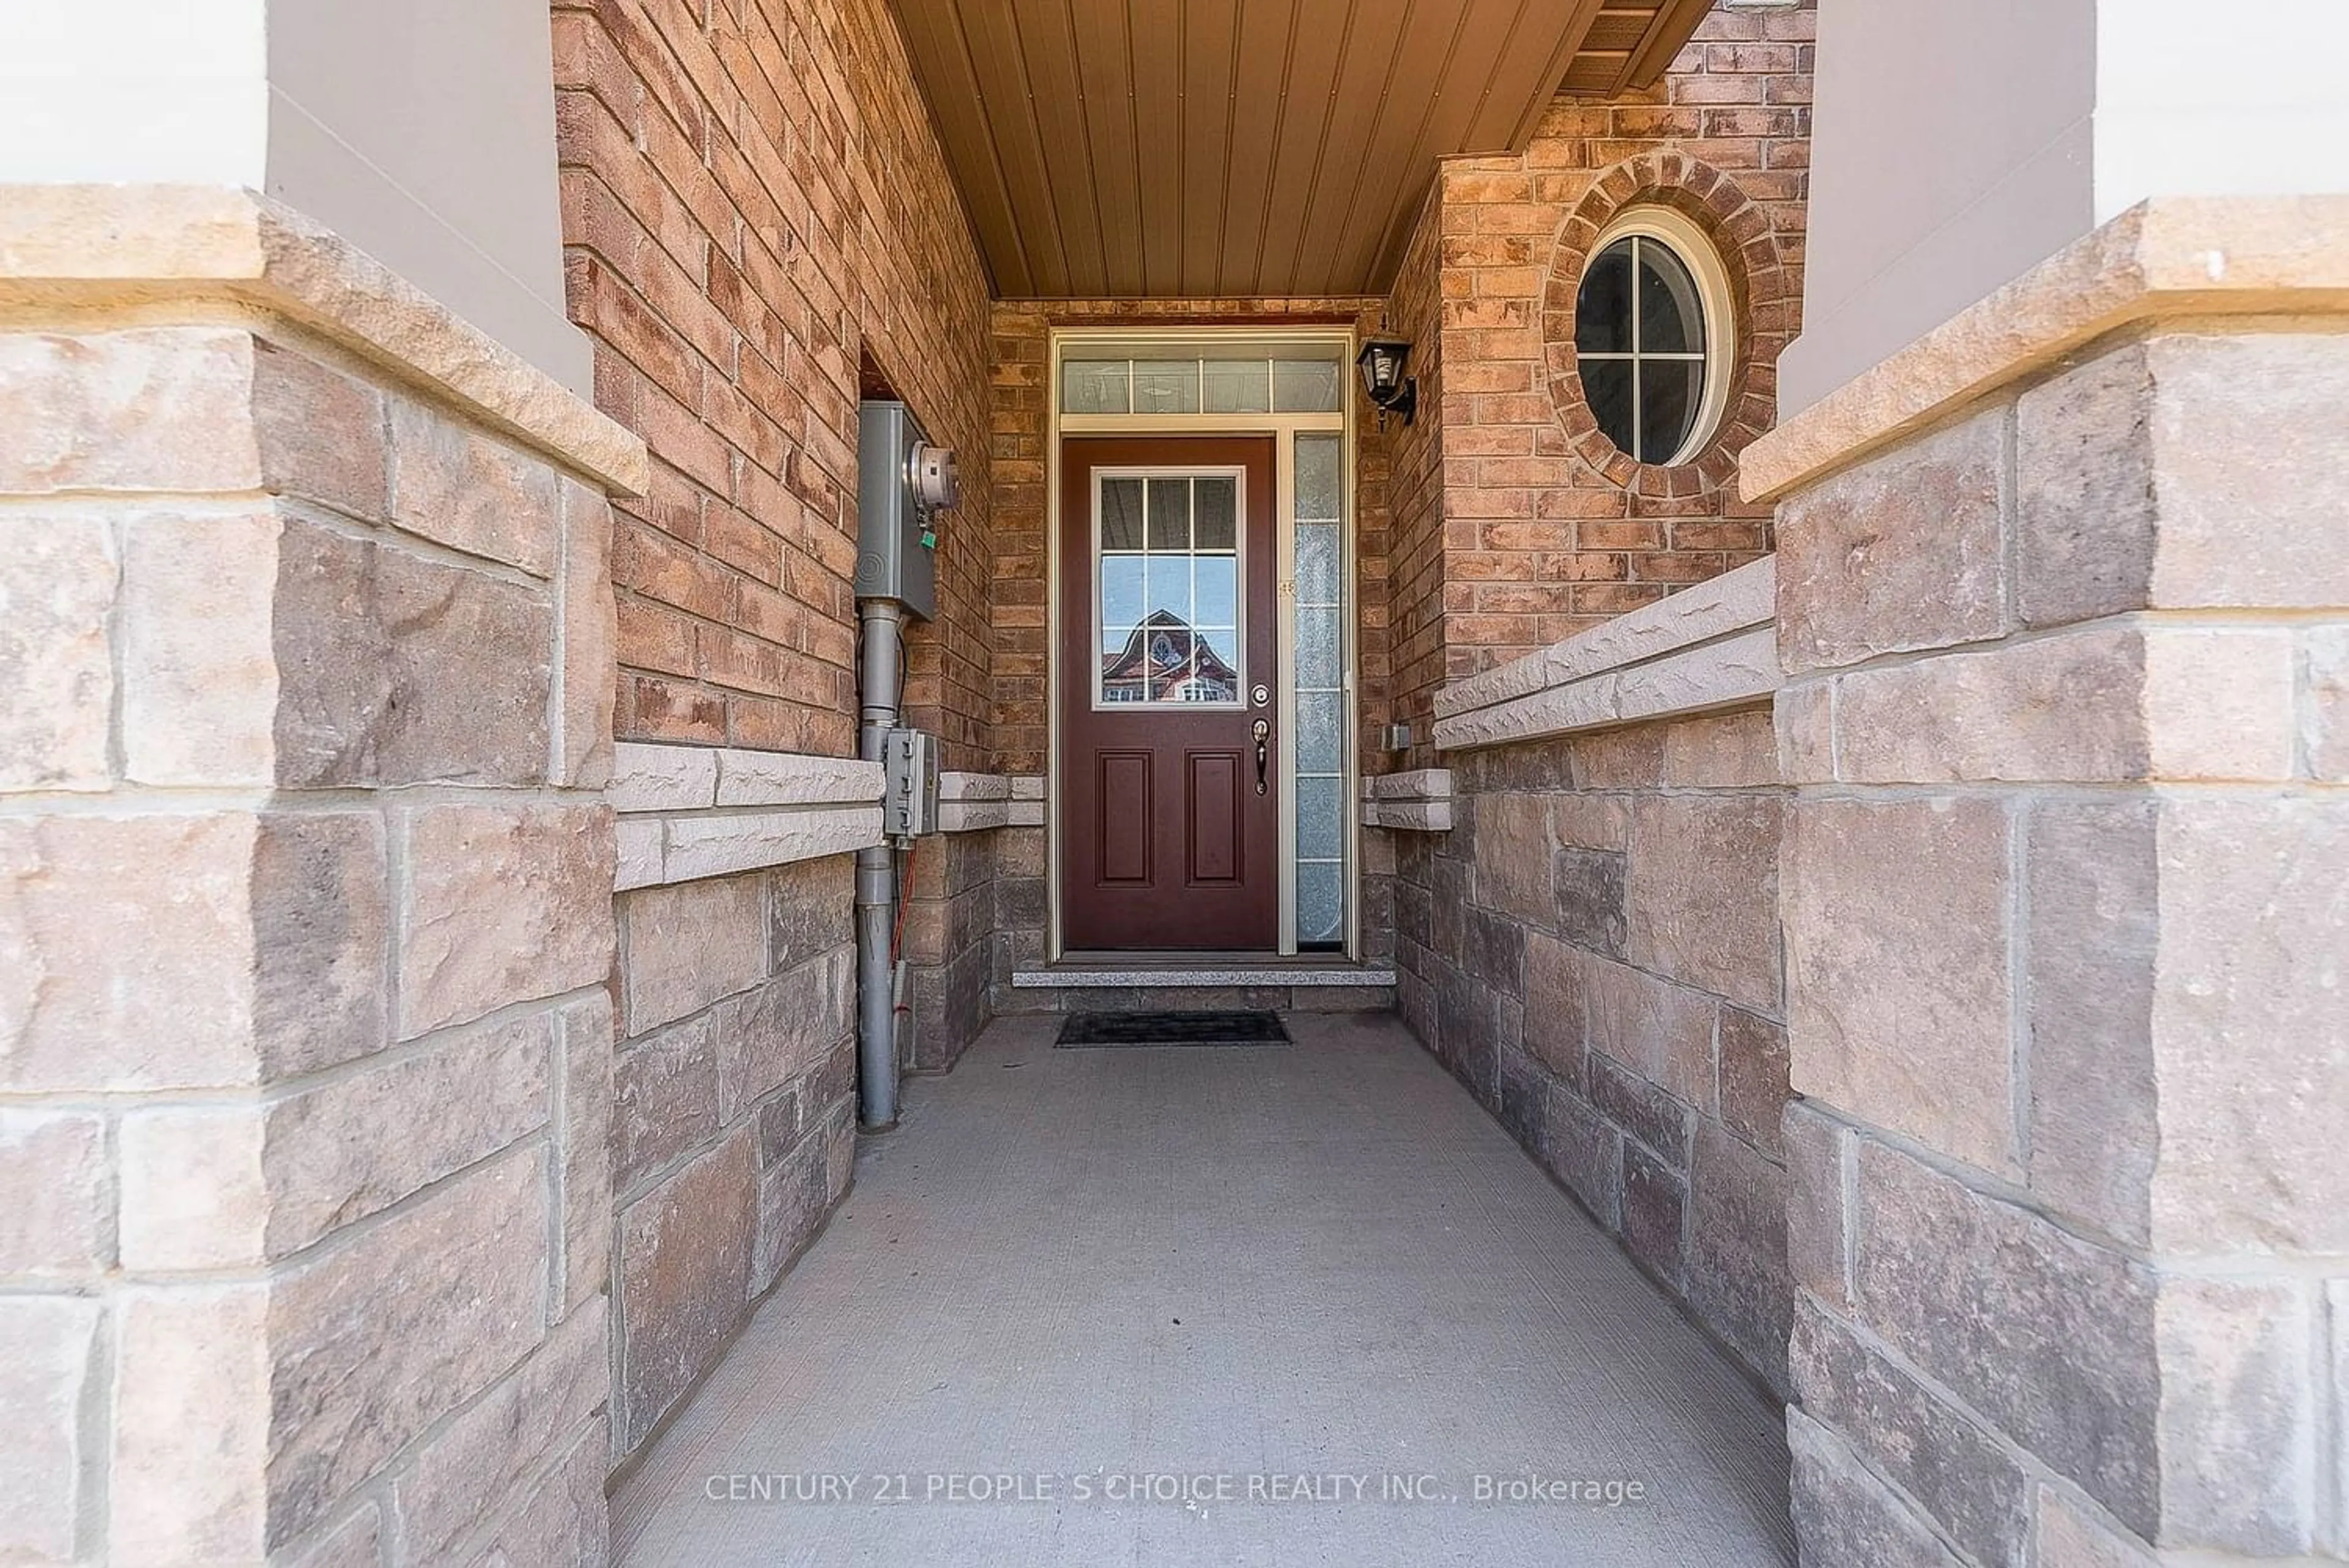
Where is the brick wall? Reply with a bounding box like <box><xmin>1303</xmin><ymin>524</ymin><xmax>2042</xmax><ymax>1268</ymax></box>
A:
<box><xmin>1396</xmin><ymin>710</ymin><xmax>1792</xmax><ymax>1392</ymax></box>
<box><xmin>1379</xmin><ymin>187</ymin><xmax>1447</xmax><ymax>760</ymax></box>
<box><xmin>552</xmin><ymin>0</ymin><xmax>1011</xmax><ymax>1454</ymax></box>
<box><xmin>1379</xmin><ymin>2</ymin><xmax>1813</xmax><ymax>761</ymax></box>
<box><xmin>554</xmin><ymin>0</ymin><xmax>995</xmax><ymax>765</ymax></box>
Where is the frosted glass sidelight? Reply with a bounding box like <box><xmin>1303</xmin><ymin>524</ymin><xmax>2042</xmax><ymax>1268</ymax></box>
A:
<box><xmin>1285</xmin><ymin>428</ymin><xmax>1348</xmax><ymax>948</ymax></box>
<box><xmin>1297</xmin><ymin>690</ymin><xmax>1344</xmax><ymax>775</ymax></box>
<box><xmin>1297</xmin><ymin>778</ymin><xmax>1343</xmax><ymax>860</ymax></box>
<box><xmin>1296</xmin><ymin>435</ymin><xmax>1343</xmax><ymax>521</ymax></box>
<box><xmin>1296</xmin><ymin>863</ymin><xmax>1343</xmax><ymax>946</ymax></box>
<box><xmin>1297</xmin><ymin>608</ymin><xmax>1342</xmax><ymax>689</ymax></box>
<box><xmin>1296</xmin><ymin>522</ymin><xmax>1341</xmax><ymax>604</ymax></box>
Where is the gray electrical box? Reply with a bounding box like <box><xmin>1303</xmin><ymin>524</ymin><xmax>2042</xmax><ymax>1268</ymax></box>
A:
<box><xmin>881</xmin><ymin>727</ymin><xmax>940</xmax><ymax>838</ymax></box>
<box><xmin>855</xmin><ymin>400</ymin><xmax>954</xmax><ymax>622</ymax></box>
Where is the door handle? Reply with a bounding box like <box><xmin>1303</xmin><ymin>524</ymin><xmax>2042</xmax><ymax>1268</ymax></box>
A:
<box><xmin>1252</xmin><ymin>719</ymin><xmax>1271</xmax><ymax>795</ymax></box>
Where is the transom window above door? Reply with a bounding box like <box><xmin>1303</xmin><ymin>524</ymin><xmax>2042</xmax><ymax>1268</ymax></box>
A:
<box><xmin>1095</xmin><ymin>471</ymin><xmax>1244</xmax><ymax>708</ymax></box>
<box><xmin>1064</xmin><ymin>350</ymin><xmax>1345</xmax><ymax>416</ymax></box>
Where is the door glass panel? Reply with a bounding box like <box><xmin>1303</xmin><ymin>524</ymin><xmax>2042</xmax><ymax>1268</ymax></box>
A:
<box><xmin>1097</xmin><ymin>470</ymin><xmax>1242</xmax><ymax>708</ymax></box>
<box><xmin>1100</xmin><ymin>556</ymin><xmax>1145</xmax><ymax>639</ymax></box>
<box><xmin>1194</xmin><ymin>478</ymin><xmax>1237</xmax><ymax>549</ymax></box>
<box><xmin>1100</xmin><ymin>477</ymin><xmax>1145</xmax><ymax>549</ymax></box>
<box><xmin>1146</xmin><ymin>478</ymin><xmax>1192</xmax><ymax>549</ymax></box>
<box><xmin>1194</xmin><ymin>555</ymin><xmax>1237</xmax><ymax>629</ymax></box>
<box><xmin>1142</xmin><ymin>556</ymin><xmax>1190</xmax><ymax>622</ymax></box>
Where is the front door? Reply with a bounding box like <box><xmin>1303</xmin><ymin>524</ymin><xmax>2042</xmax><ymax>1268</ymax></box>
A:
<box><xmin>1059</xmin><ymin>436</ymin><xmax>1278</xmax><ymax>951</ymax></box>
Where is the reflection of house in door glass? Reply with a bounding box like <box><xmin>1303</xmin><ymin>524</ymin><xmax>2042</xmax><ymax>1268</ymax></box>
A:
<box><xmin>1100</xmin><ymin>610</ymin><xmax>1239</xmax><ymax>704</ymax></box>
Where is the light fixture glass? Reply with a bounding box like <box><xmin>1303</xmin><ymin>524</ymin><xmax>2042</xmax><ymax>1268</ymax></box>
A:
<box><xmin>1354</xmin><ymin>338</ymin><xmax>1417</xmax><ymax>425</ymax></box>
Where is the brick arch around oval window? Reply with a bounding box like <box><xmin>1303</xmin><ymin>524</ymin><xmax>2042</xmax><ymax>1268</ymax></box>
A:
<box><xmin>1542</xmin><ymin>153</ymin><xmax>1795</xmax><ymax>502</ymax></box>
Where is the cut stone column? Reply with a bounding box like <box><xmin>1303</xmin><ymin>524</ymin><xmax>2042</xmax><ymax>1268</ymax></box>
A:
<box><xmin>1748</xmin><ymin>196</ymin><xmax>2349</xmax><ymax>1566</ymax></box>
<box><xmin>0</xmin><ymin>187</ymin><xmax>644</xmax><ymax>1566</ymax></box>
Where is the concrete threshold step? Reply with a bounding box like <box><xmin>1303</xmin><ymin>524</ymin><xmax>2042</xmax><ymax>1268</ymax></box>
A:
<box><xmin>1011</xmin><ymin>957</ymin><xmax>1398</xmax><ymax>989</ymax></box>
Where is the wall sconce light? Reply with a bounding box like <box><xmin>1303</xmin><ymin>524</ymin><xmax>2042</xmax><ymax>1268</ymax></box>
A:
<box><xmin>1356</xmin><ymin>337</ymin><xmax>1417</xmax><ymax>427</ymax></box>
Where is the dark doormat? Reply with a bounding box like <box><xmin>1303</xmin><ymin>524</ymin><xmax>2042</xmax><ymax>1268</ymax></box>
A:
<box><xmin>1055</xmin><ymin>1011</ymin><xmax>1291</xmax><ymax>1048</ymax></box>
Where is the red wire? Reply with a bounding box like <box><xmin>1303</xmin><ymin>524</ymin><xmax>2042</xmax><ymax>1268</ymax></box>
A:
<box><xmin>889</xmin><ymin>836</ymin><xmax>915</xmax><ymax>967</ymax></box>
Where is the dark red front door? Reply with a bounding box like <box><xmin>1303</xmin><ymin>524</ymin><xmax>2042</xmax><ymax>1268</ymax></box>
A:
<box><xmin>1059</xmin><ymin>436</ymin><xmax>1278</xmax><ymax>951</ymax></box>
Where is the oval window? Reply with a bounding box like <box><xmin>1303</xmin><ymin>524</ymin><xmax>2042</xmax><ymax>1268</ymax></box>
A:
<box><xmin>1573</xmin><ymin>210</ymin><xmax>1734</xmax><ymax>467</ymax></box>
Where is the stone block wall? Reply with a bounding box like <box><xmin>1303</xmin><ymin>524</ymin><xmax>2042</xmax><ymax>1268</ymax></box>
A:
<box><xmin>0</xmin><ymin>199</ymin><xmax>635</xmax><ymax>1566</ymax></box>
<box><xmin>1764</xmin><ymin>284</ymin><xmax>2349</xmax><ymax>1558</ymax></box>
<box><xmin>898</xmin><ymin>825</ymin><xmax>998</xmax><ymax>1072</ymax></box>
<box><xmin>988</xmin><ymin>822</ymin><xmax>1050</xmax><ymax>1003</ymax></box>
<box><xmin>1394</xmin><ymin>708</ymin><xmax>1792</xmax><ymax>1392</ymax></box>
<box><xmin>1379</xmin><ymin>4</ymin><xmax>1813</xmax><ymax>766</ymax></box>
<box><xmin>609</xmin><ymin>857</ymin><xmax>856</xmax><ymax>1456</ymax></box>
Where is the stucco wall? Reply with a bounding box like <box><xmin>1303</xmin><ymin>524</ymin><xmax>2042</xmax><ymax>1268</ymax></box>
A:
<box><xmin>267</xmin><ymin>0</ymin><xmax>584</xmax><ymax>393</ymax></box>
<box><xmin>1785</xmin><ymin>0</ymin><xmax>2098</xmax><ymax>418</ymax></box>
<box><xmin>1784</xmin><ymin>0</ymin><xmax>2349</xmax><ymax>412</ymax></box>
<box><xmin>0</xmin><ymin>0</ymin><xmax>587</xmax><ymax>393</ymax></box>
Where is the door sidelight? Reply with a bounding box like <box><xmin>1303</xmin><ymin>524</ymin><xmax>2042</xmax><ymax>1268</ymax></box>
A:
<box><xmin>1252</xmin><ymin>718</ymin><xmax>1271</xmax><ymax>795</ymax></box>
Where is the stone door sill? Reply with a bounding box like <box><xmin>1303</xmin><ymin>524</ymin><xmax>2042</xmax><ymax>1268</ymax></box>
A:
<box><xmin>1011</xmin><ymin>958</ymin><xmax>1398</xmax><ymax>989</ymax></box>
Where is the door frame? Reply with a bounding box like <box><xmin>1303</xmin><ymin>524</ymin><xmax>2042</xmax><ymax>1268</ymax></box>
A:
<box><xmin>1045</xmin><ymin>324</ymin><xmax>1360</xmax><ymax>960</ymax></box>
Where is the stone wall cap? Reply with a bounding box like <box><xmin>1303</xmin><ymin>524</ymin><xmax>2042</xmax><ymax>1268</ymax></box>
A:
<box><xmin>0</xmin><ymin>184</ymin><xmax>650</xmax><ymax>496</ymax></box>
<box><xmin>1437</xmin><ymin>556</ymin><xmax>1776</xmax><ymax>721</ymax></box>
<box><xmin>1431</xmin><ymin>559</ymin><xmax>1778</xmax><ymax>754</ymax></box>
<box><xmin>1742</xmin><ymin>195</ymin><xmax>2349</xmax><ymax>504</ymax></box>
<box><xmin>1362</xmin><ymin>769</ymin><xmax>1455</xmax><ymax>802</ymax></box>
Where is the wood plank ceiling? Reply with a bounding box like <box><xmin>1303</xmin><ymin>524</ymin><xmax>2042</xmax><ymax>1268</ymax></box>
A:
<box><xmin>889</xmin><ymin>1</ymin><xmax>1715</xmax><ymax>300</ymax></box>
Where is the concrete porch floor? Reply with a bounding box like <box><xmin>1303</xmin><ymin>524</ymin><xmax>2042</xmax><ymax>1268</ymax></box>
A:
<box><xmin>610</xmin><ymin>1012</ymin><xmax>1796</xmax><ymax>1567</ymax></box>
